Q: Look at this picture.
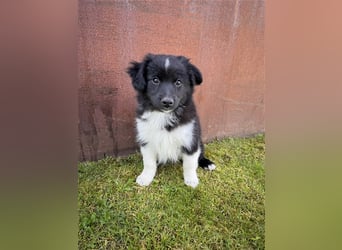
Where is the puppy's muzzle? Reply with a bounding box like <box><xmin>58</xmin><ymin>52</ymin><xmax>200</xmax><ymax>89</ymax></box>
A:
<box><xmin>161</xmin><ymin>97</ymin><xmax>174</xmax><ymax>109</ymax></box>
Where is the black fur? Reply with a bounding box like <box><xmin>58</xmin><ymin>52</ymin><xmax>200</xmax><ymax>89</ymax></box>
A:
<box><xmin>127</xmin><ymin>53</ymin><xmax>214</xmax><ymax>169</ymax></box>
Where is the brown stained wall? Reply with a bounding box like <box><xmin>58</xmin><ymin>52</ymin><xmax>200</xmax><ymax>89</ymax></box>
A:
<box><xmin>79</xmin><ymin>0</ymin><xmax>265</xmax><ymax>161</ymax></box>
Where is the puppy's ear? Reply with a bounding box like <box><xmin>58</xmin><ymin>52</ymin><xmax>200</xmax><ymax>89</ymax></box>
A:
<box><xmin>187</xmin><ymin>62</ymin><xmax>203</xmax><ymax>85</ymax></box>
<box><xmin>127</xmin><ymin>54</ymin><xmax>153</xmax><ymax>91</ymax></box>
<box><xmin>177</xmin><ymin>56</ymin><xmax>203</xmax><ymax>85</ymax></box>
<box><xmin>126</xmin><ymin>61</ymin><xmax>146</xmax><ymax>91</ymax></box>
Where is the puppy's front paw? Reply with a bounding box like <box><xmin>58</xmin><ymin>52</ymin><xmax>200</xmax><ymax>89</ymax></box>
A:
<box><xmin>184</xmin><ymin>175</ymin><xmax>199</xmax><ymax>188</ymax></box>
<box><xmin>136</xmin><ymin>173</ymin><xmax>154</xmax><ymax>186</ymax></box>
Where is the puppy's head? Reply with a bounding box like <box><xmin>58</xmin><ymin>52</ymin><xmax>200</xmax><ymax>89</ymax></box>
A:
<box><xmin>127</xmin><ymin>53</ymin><xmax>202</xmax><ymax>112</ymax></box>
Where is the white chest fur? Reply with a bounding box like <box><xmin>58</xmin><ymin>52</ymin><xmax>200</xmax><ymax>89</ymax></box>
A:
<box><xmin>136</xmin><ymin>111</ymin><xmax>194</xmax><ymax>163</ymax></box>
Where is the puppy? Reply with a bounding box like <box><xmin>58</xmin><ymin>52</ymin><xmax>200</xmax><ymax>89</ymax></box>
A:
<box><xmin>127</xmin><ymin>53</ymin><xmax>215</xmax><ymax>188</ymax></box>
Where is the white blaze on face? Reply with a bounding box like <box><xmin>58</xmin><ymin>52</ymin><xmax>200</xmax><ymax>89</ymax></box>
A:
<box><xmin>165</xmin><ymin>57</ymin><xmax>170</xmax><ymax>71</ymax></box>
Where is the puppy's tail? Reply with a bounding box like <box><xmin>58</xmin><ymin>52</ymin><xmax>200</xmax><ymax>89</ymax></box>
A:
<box><xmin>198</xmin><ymin>153</ymin><xmax>216</xmax><ymax>171</ymax></box>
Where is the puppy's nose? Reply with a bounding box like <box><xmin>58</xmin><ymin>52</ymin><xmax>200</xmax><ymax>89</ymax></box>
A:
<box><xmin>161</xmin><ymin>97</ymin><xmax>174</xmax><ymax>108</ymax></box>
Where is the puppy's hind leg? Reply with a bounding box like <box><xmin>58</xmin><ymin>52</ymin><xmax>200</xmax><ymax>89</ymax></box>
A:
<box><xmin>198</xmin><ymin>141</ymin><xmax>216</xmax><ymax>171</ymax></box>
<box><xmin>136</xmin><ymin>146</ymin><xmax>157</xmax><ymax>186</ymax></box>
<box><xmin>198</xmin><ymin>155</ymin><xmax>216</xmax><ymax>171</ymax></box>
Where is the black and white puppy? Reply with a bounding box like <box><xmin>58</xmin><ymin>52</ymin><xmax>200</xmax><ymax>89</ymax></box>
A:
<box><xmin>127</xmin><ymin>53</ymin><xmax>215</xmax><ymax>188</ymax></box>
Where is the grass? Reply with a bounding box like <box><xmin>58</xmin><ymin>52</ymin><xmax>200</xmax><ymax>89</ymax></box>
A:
<box><xmin>78</xmin><ymin>134</ymin><xmax>265</xmax><ymax>249</ymax></box>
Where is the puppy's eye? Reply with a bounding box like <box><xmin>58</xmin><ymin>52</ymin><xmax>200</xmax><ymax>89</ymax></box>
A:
<box><xmin>152</xmin><ymin>77</ymin><xmax>160</xmax><ymax>85</ymax></box>
<box><xmin>175</xmin><ymin>79</ymin><xmax>182</xmax><ymax>87</ymax></box>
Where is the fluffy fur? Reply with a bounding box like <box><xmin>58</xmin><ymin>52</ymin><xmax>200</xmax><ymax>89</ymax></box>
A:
<box><xmin>127</xmin><ymin>53</ymin><xmax>215</xmax><ymax>188</ymax></box>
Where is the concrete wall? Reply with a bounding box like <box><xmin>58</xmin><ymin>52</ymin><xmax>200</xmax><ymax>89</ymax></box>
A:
<box><xmin>79</xmin><ymin>0</ymin><xmax>265</xmax><ymax>161</ymax></box>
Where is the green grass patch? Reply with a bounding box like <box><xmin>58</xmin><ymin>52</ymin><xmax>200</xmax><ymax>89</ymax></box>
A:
<box><xmin>79</xmin><ymin>134</ymin><xmax>265</xmax><ymax>249</ymax></box>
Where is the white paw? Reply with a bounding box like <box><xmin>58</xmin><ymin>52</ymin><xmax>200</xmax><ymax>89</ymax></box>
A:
<box><xmin>184</xmin><ymin>175</ymin><xmax>199</xmax><ymax>188</ymax></box>
<box><xmin>136</xmin><ymin>173</ymin><xmax>154</xmax><ymax>186</ymax></box>
<box><xmin>207</xmin><ymin>164</ymin><xmax>216</xmax><ymax>171</ymax></box>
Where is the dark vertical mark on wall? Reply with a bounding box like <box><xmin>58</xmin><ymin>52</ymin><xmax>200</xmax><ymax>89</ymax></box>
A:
<box><xmin>78</xmin><ymin>82</ymin><xmax>119</xmax><ymax>161</ymax></box>
<box><xmin>98</xmin><ymin>85</ymin><xmax>119</xmax><ymax>157</ymax></box>
<box><xmin>78</xmin><ymin>85</ymin><xmax>98</xmax><ymax>161</ymax></box>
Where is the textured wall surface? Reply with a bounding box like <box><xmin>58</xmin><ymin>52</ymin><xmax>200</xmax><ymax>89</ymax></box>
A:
<box><xmin>79</xmin><ymin>0</ymin><xmax>265</xmax><ymax>161</ymax></box>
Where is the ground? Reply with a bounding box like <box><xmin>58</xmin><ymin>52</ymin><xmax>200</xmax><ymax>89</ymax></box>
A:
<box><xmin>78</xmin><ymin>134</ymin><xmax>265</xmax><ymax>249</ymax></box>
